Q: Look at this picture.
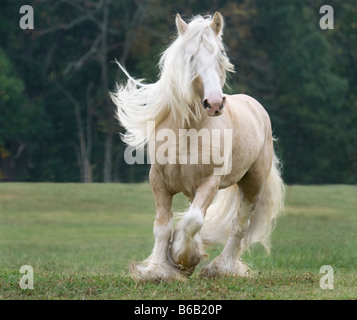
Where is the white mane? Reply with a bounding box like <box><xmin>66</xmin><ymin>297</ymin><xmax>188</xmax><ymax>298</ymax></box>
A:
<box><xmin>111</xmin><ymin>15</ymin><xmax>234</xmax><ymax>148</ymax></box>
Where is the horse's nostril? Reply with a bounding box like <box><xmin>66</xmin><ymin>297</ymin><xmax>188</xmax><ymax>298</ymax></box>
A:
<box><xmin>215</xmin><ymin>110</ymin><xmax>219</xmax><ymax>115</ymax></box>
<box><xmin>203</xmin><ymin>99</ymin><xmax>210</xmax><ymax>109</ymax></box>
<box><xmin>220</xmin><ymin>97</ymin><xmax>226</xmax><ymax>110</ymax></box>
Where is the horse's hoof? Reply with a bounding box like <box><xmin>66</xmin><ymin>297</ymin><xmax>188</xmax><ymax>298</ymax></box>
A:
<box><xmin>200</xmin><ymin>256</ymin><xmax>251</xmax><ymax>278</ymax></box>
<box><xmin>130</xmin><ymin>261</ymin><xmax>187</xmax><ymax>282</ymax></box>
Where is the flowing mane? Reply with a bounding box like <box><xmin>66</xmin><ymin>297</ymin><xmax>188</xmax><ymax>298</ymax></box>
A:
<box><xmin>111</xmin><ymin>14</ymin><xmax>234</xmax><ymax>149</ymax></box>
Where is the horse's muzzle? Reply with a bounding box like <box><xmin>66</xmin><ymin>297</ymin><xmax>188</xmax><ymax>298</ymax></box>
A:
<box><xmin>203</xmin><ymin>96</ymin><xmax>226</xmax><ymax>116</ymax></box>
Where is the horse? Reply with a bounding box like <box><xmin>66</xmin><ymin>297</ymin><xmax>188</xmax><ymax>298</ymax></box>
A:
<box><xmin>111</xmin><ymin>12</ymin><xmax>285</xmax><ymax>281</ymax></box>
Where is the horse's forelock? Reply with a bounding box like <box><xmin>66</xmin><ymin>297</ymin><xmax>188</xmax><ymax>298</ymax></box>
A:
<box><xmin>160</xmin><ymin>15</ymin><xmax>228</xmax><ymax>94</ymax></box>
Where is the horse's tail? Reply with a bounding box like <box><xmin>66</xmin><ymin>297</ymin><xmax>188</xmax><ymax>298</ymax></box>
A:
<box><xmin>200</xmin><ymin>153</ymin><xmax>285</xmax><ymax>254</ymax></box>
<box><xmin>240</xmin><ymin>153</ymin><xmax>285</xmax><ymax>254</ymax></box>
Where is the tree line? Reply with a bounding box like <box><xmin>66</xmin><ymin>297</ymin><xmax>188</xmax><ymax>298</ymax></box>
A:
<box><xmin>0</xmin><ymin>0</ymin><xmax>356</xmax><ymax>184</ymax></box>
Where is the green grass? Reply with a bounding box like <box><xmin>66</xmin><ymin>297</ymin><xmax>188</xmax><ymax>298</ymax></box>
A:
<box><xmin>0</xmin><ymin>183</ymin><xmax>356</xmax><ymax>299</ymax></box>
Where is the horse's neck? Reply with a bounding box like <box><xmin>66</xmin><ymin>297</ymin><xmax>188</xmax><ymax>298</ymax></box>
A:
<box><xmin>156</xmin><ymin>77</ymin><xmax>205</xmax><ymax>131</ymax></box>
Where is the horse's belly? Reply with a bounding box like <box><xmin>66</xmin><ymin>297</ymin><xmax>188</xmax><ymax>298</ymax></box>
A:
<box><xmin>157</xmin><ymin>161</ymin><xmax>248</xmax><ymax>199</ymax></box>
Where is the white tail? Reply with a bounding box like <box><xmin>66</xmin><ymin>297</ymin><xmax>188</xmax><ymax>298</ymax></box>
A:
<box><xmin>199</xmin><ymin>153</ymin><xmax>285</xmax><ymax>254</ymax></box>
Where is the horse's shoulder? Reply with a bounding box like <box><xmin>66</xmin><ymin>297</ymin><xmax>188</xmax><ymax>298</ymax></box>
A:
<box><xmin>227</xmin><ymin>94</ymin><xmax>260</xmax><ymax>106</ymax></box>
<box><xmin>226</xmin><ymin>94</ymin><xmax>271</xmax><ymax>134</ymax></box>
<box><xmin>227</xmin><ymin>94</ymin><xmax>269</xmax><ymax>116</ymax></box>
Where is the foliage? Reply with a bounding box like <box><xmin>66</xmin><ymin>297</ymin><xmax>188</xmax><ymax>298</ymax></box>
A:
<box><xmin>0</xmin><ymin>48</ymin><xmax>51</xmax><ymax>181</ymax></box>
<box><xmin>0</xmin><ymin>0</ymin><xmax>355</xmax><ymax>183</ymax></box>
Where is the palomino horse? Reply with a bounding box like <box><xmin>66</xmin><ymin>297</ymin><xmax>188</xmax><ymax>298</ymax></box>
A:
<box><xmin>111</xmin><ymin>12</ymin><xmax>285</xmax><ymax>281</ymax></box>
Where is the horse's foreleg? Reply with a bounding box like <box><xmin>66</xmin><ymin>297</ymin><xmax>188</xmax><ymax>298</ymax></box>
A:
<box><xmin>130</xmin><ymin>169</ymin><xmax>185</xmax><ymax>282</ymax></box>
<box><xmin>170</xmin><ymin>176</ymin><xmax>220</xmax><ymax>273</ymax></box>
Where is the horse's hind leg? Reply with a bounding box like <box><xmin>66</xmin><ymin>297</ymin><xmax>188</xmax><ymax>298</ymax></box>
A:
<box><xmin>200</xmin><ymin>168</ymin><xmax>268</xmax><ymax>277</ymax></box>
<box><xmin>170</xmin><ymin>176</ymin><xmax>220</xmax><ymax>274</ymax></box>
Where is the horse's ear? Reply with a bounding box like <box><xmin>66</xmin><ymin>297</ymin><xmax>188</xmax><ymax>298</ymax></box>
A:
<box><xmin>211</xmin><ymin>12</ymin><xmax>224</xmax><ymax>36</ymax></box>
<box><xmin>176</xmin><ymin>13</ymin><xmax>188</xmax><ymax>35</ymax></box>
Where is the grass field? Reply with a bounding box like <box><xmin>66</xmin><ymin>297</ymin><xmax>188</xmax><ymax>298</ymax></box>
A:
<box><xmin>0</xmin><ymin>183</ymin><xmax>356</xmax><ymax>300</ymax></box>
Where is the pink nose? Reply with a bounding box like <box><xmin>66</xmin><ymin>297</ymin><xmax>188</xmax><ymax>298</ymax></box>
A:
<box><xmin>203</xmin><ymin>96</ymin><xmax>226</xmax><ymax>116</ymax></box>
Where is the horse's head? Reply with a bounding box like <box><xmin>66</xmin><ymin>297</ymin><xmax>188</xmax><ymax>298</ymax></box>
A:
<box><xmin>175</xmin><ymin>12</ymin><xmax>234</xmax><ymax>117</ymax></box>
